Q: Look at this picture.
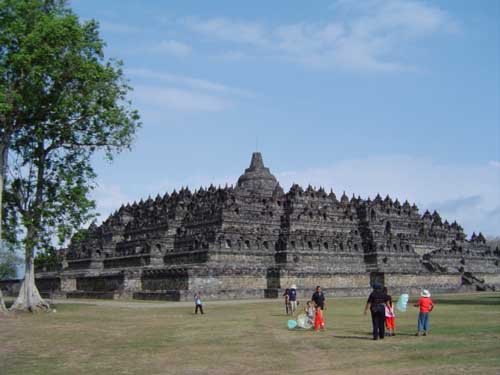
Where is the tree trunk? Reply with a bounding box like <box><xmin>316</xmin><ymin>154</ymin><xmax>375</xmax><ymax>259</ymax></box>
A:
<box><xmin>0</xmin><ymin>143</ymin><xmax>10</xmax><ymax>315</ymax></box>
<box><xmin>0</xmin><ymin>142</ymin><xmax>5</xmax><ymax>252</ymax></box>
<box><xmin>0</xmin><ymin>289</ymin><xmax>8</xmax><ymax>315</ymax></box>
<box><xmin>9</xmin><ymin>250</ymin><xmax>49</xmax><ymax>311</ymax></box>
<box><xmin>10</xmin><ymin>141</ymin><xmax>50</xmax><ymax>312</ymax></box>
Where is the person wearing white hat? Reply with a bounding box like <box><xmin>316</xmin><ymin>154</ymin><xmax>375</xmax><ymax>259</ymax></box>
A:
<box><xmin>289</xmin><ymin>284</ymin><xmax>298</xmax><ymax>314</ymax></box>
<box><xmin>414</xmin><ymin>289</ymin><xmax>434</xmax><ymax>336</ymax></box>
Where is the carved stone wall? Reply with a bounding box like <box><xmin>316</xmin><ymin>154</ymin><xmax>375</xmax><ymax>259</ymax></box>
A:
<box><xmin>34</xmin><ymin>152</ymin><xmax>499</xmax><ymax>300</ymax></box>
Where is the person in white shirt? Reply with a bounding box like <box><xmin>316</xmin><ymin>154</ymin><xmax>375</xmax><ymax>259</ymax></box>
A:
<box><xmin>194</xmin><ymin>293</ymin><xmax>204</xmax><ymax>315</ymax></box>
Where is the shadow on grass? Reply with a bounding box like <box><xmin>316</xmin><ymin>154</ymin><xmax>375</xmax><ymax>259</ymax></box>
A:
<box><xmin>393</xmin><ymin>332</ymin><xmax>418</xmax><ymax>337</ymax></box>
<box><xmin>350</xmin><ymin>331</ymin><xmax>417</xmax><ymax>337</ymax></box>
<box><xmin>333</xmin><ymin>335</ymin><xmax>372</xmax><ymax>341</ymax></box>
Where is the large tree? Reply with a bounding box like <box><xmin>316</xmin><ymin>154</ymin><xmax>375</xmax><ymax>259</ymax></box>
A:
<box><xmin>1</xmin><ymin>0</ymin><xmax>140</xmax><ymax>311</ymax></box>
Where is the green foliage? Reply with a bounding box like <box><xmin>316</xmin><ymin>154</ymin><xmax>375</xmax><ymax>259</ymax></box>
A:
<box><xmin>69</xmin><ymin>227</ymin><xmax>89</xmax><ymax>246</ymax></box>
<box><xmin>0</xmin><ymin>246</ymin><xmax>22</xmax><ymax>279</ymax></box>
<box><xmin>0</xmin><ymin>0</ymin><xmax>141</xmax><ymax>257</ymax></box>
<box><xmin>34</xmin><ymin>246</ymin><xmax>60</xmax><ymax>271</ymax></box>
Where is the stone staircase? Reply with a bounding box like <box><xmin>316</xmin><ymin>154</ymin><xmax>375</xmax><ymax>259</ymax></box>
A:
<box><xmin>462</xmin><ymin>272</ymin><xmax>496</xmax><ymax>291</ymax></box>
<box><xmin>422</xmin><ymin>258</ymin><xmax>448</xmax><ymax>273</ymax></box>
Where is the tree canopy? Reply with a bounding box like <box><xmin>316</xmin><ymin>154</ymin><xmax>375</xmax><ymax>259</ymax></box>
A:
<box><xmin>0</xmin><ymin>0</ymin><xmax>141</xmax><ymax>311</ymax></box>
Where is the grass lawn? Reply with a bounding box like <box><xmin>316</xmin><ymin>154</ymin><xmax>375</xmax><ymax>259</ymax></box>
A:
<box><xmin>1</xmin><ymin>292</ymin><xmax>499</xmax><ymax>375</ymax></box>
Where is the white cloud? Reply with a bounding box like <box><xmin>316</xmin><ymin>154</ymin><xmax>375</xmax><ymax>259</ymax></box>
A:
<box><xmin>213</xmin><ymin>50</ymin><xmax>247</xmax><ymax>61</ymax></box>
<box><xmin>99</xmin><ymin>21</ymin><xmax>141</xmax><ymax>34</ymax></box>
<box><xmin>183</xmin><ymin>17</ymin><xmax>268</xmax><ymax>46</ymax></box>
<box><xmin>183</xmin><ymin>0</ymin><xmax>458</xmax><ymax>71</ymax></box>
<box><xmin>340</xmin><ymin>0</ymin><xmax>455</xmax><ymax>37</ymax></box>
<box><xmin>133</xmin><ymin>85</ymin><xmax>231</xmax><ymax>112</ymax></box>
<box><xmin>126</xmin><ymin>68</ymin><xmax>257</xmax><ymax>114</ymax></box>
<box><xmin>154</xmin><ymin>40</ymin><xmax>192</xmax><ymax>58</ymax></box>
<box><xmin>126</xmin><ymin>68</ymin><xmax>254</xmax><ymax>98</ymax></box>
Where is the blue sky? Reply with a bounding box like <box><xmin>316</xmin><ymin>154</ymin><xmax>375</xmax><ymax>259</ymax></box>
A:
<box><xmin>70</xmin><ymin>0</ymin><xmax>499</xmax><ymax>237</ymax></box>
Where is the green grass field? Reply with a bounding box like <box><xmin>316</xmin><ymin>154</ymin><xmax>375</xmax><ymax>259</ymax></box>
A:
<box><xmin>1</xmin><ymin>293</ymin><xmax>499</xmax><ymax>375</ymax></box>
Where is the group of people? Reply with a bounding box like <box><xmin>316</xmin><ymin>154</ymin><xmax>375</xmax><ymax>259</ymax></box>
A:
<box><xmin>285</xmin><ymin>283</ymin><xmax>435</xmax><ymax>339</ymax></box>
<box><xmin>364</xmin><ymin>284</ymin><xmax>434</xmax><ymax>340</ymax></box>
<box><xmin>284</xmin><ymin>285</ymin><xmax>326</xmax><ymax>331</ymax></box>
<box><xmin>195</xmin><ymin>284</ymin><xmax>435</xmax><ymax>339</ymax></box>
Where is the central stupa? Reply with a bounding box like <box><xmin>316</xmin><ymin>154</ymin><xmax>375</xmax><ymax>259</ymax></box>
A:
<box><xmin>32</xmin><ymin>152</ymin><xmax>498</xmax><ymax>300</ymax></box>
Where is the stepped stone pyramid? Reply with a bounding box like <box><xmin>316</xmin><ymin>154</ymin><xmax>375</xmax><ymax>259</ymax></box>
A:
<box><xmin>30</xmin><ymin>152</ymin><xmax>500</xmax><ymax>300</ymax></box>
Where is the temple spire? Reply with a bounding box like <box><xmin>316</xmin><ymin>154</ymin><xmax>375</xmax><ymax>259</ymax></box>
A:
<box><xmin>248</xmin><ymin>152</ymin><xmax>265</xmax><ymax>171</ymax></box>
<box><xmin>236</xmin><ymin>152</ymin><xmax>279</xmax><ymax>197</ymax></box>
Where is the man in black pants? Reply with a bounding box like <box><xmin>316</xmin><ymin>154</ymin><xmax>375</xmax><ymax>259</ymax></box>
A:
<box><xmin>194</xmin><ymin>293</ymin><xmax>204</xmax><ymax>315</ymax></box>
<box><xmin>364</xmin><ymin>283</ymin><xmax>389</xmax><ymax>340</ymax></box>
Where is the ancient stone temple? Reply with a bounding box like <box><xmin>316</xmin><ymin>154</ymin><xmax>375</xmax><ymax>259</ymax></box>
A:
<box><xmin>32</xmin><ymin>152</ymin><xmax>500</xmax><ymax>300</ymax></box>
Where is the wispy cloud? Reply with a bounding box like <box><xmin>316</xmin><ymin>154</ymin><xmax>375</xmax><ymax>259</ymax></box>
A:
<box><xmin>213</xmin><ymin>50</ymin><xmax>247</xmax><ymax>61</ymax></box>
<box><xmin>132</xmin><ymin>85</ymin><xmax>231</xmax><ymax>112</ymax></box>
<box><xmin>99</xmin><ymin>21</ymin><xmax>141</xmax><ymax>34</ymax></box>
<box><xmin>183</xmin><ymin>17</ymin><xmax>268</xmax><ymax>46</ymax></box>
<box><xmin>429</xmin><ymin>195</ymin><xmax>482</xmax><ymax>214</ymax></box>
<box><xmin>183</xmin><ymin>0</ymin><xmax>458</xmax><ymax>71</ymax></box>
<box><xmin>153</xmin><ymin>40</ymin><xmax>192</xmax><ymax>57</ymax></box>
<box><xmin>126</xmin><ymin>68</ymin><xmax>256</xmax><ymax>114</ymax></box>
<box><xmin>126</xmin><ymin>68</ymin><xmax>255</xmax><ymax>97</ymax></box>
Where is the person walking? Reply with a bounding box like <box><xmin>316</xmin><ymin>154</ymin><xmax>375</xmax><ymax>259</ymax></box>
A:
<box><xmin>289</xmin><ymin>284</ymin><xmax>298</xmax><ymax>315</ymax></box>
<box><xmin>311</xmin><ymin>286</ymin><xmax>326</xmax><ymax>330</ymax></box>
<box><xmin>414</xmin><ymin>289</ymin><xmax>434</xmax><ymax>336</ymax></box>
<box><xmin>364</xmin><ymin>283</ymin><xmax>390</xmax><ymax>340</ymax></box>
<box><xmin>194</xmin><ymin>292</ymin><xmax>204</xmax><ymax>315</ymax></box>
<box><xmin>283</xmin><ymin>288</ymin><xmax>291</xmax><ymax>315</ymax></box>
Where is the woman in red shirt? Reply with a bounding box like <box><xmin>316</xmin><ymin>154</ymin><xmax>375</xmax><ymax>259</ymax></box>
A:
<box><xmin>414</xmin><ymin>289</ymin><xmax>434</xmax><ymax>336</ymax></box>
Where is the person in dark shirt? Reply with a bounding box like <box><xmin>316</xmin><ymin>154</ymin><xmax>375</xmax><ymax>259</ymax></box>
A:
<box><xmin>311</xmin><ymin>285</ymin><xmax>326</xmax><ymax>330</ymax></box>
<box><xmin>289</xmin><ymin>285</ymin><xmax>298</xmax><ymax>314</ymax></box>
<box><xmin>311</xmin><ymin>286</ymin><xmax>326</xmax><ymax>310</ymax></box>
<box><xmin>364</xmin><ymin>283</ymin><xmax>390</xmax><ymax>340</ymax></box>
<box><xmin>282</xmin><ymin>288</ymin><xmax>291</xmax><ymax>315</ymax></box>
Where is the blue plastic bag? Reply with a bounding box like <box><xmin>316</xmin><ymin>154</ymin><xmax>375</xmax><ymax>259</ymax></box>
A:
<box><xmin>287</xmin><ymin>319</ymin><xmax>298</xmax><ymax>329</ymax></box>
<box><xmin>396</xmin><ymin>293</ymin><xmax>409</xmax><ymax>312</ymax></box>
